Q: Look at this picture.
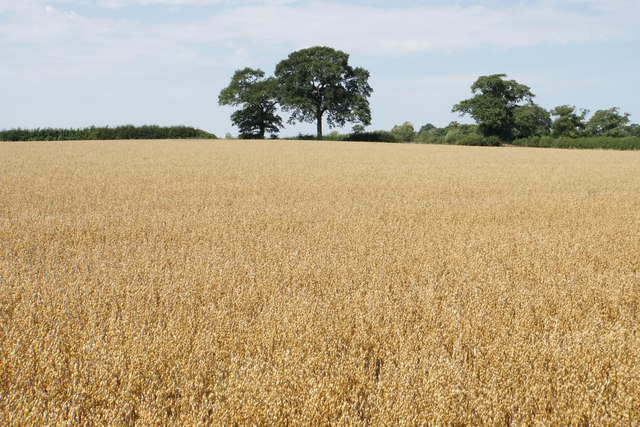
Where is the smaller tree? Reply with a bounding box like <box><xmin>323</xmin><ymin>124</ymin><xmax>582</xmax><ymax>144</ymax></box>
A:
<box><xmin>513</xmin><ymin>103</ymin><xmax>551</xmax><ymax>139</ymax></box>
<box><xmin>390</xmin><ymin>121</ymin><xmax>415</xmax><ymax>142</ymax></box>
<box><xmin>585</xmin><ymin>107</ymin><xmax>631</xmax><ymax>137</ymax></box>
<box><xmin>550</xmin><ymin>105</ymin><xmax>588</xmax><ymax>137</ymax></box>
<box><xmin>418</xmin><ymin>123</ymin><xmax>436</xmax><ymax>134</ymax></box>
<box><xmin>452</xmin><ymin>74</ymin><xmax>535</xmax><ymax>141</ymax></box>
<box><xmin>351</xmin><ymin>124</ymin><xmax>366</xmax><ymax>134</ymax></box>
<box><xmin>444</xmin><ymin>121</ymin><xmax>478</xmax><ymax>142</ymax></box>
<box><xmin>418</xmin><ymin>123</ymin><xmax>446</xmax><ymax>138</ymax></box>
<box><xmin>218</xmin><ymin>68</ymin><xmax>282</xmax><ymax>139</ymax></box>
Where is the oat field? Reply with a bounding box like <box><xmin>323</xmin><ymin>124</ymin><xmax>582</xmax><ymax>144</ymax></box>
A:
<box><xmin>1</xmin><ymin>139</ymin><xmax>639</xmax><ymax>425</ymax></box>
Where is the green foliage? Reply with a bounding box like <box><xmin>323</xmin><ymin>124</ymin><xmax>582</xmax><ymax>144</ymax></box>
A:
<box><xmin>275</xmin><ymin>46</ymin><xmax>372</xmax><ymax>140</ymax></box>
<box><xmin>351</xmin><ymin>124</ymin><xmax>366</xmax><ymax>134</ymax></box>
<box><xmin>456</xmin><ymin>135</ymin><xmax>501</xmax><ymax>146</ymax></box>
<box><xmin>0</xmin><ymin>125</ymin><xmax>216</xmax><ymax>141</ymax></box>
<box><xmin>445</xmin><ymin>121</ymin><xmax>478</xmax><ymax>134</ymax></box>
<box><xmin>443</xmin><ymin>121</ymin><xmax>479</xmax><ymax>143</ymax></box>
<box><xmin>218</xmin><ymin>68</ymin><xmax>282</xmax><ymax>139</ymax></box>
<box><xmin>324</xmin><ymin>130</ymin><xmax>348</xmax><ymax>141</ymax></box>
<box><xmin>415</xmin><ymin>123</ymin><xmax>447</xmax><ymax>143</ymax></box>
<box><xmin>452</xmin><ymin>74</ymin><xmax>536</xmax><ymax>141</ymax></box>
<box><xmin>484</xmin><ymin>136</ymin><xmax>502</xmax><ymax>146</ymax></box>
<box><xmin>585</xmin><ymin>107</ymin><xmax>631</xmax><ymax>137</ymax></box>
<box><xmin>231</xmin><ymin>106</ymin><xmax>282</xmax><ymax>139</ymax></box>
<box><xmin>345</xmin><ymin>130</ymin><xmax>398</xmax><ymax>143</ymax></box>
<box><xmin>390</xmin><ymin>121</ymin><xmax>416</xmax><ymax>142</ymax></box>
<box><xmin>418</xmin><ymin>123</ymin><xmax>438</xmax><ymax>135</ymax></box>
<box><xmin>414</xmin><ymin>135</ymin><xmax>448</xmax><ymax>144</ymax></box>
<box><xmin>513</xmin><ymin>103</ymin><xmax>551</xmax><ymax>138</ymax></box>
<box><xmin>512</xmin><ymin>136</ymin><xmax>640</xmax><ymax>150</ymax></box>
<box><xmin>412</xmin><ymin>122</ymin><xmax>480</xmax><ymax>144</ymax></box>
<box><xmin>550</xmin><ymin>105</ymin><xmax>588</xmax><ymax>137</ymax></box>
<box><xmin>294</xmin><ymin>133</ymin><xmax>319</xmax><ymax>140</ymax></box>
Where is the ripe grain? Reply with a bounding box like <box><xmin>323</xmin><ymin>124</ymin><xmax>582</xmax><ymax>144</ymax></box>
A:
<box><xmin>1</xmin><ymin>139</ymin><xmax>639</xmax><ymax>424</ymax></box>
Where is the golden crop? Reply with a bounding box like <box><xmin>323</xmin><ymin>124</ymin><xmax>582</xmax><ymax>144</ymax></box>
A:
<box><xmin>1</xmin><ymin>139</ymin><xmax>639</xmax><ymax>425</ymax></box>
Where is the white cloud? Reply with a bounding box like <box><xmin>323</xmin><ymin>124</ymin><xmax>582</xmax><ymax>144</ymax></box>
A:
<box><xmin>1</xmin><ymin>0</ymin><xmax>637</xmax><ymax>91</ymax></box>
<box><xmin>3</xmin><ymin>1</ymin><xmax>638</xmax><ymax>62</ymax></box>
<box><xmin>92</xmin><ymin>0</ymin><xmax>296</xmax><ymax>7</ymax></box>
<box><xmin>95</xmin><ymin>0</ymin><xmax>221</xmax><ymax>7</ymax></box>
<box><xmin>163</xmin><ymin>3</ymin><xmax>634</xmax><ymax>57</ymax></box>
<box><xmin>191</xmin><ymin>1</ymin><xmax>637</xmax><ymax>56</ymax></box>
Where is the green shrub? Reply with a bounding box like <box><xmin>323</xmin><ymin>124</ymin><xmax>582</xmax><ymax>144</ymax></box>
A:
<box><xmin>455</xmin><ymin>135</ymin><xmax>502</xmax><ymax>146</ymax></box>
<box><xmin>485</xmin><ymin>136</ymin><xmax>502</xmax><ymax>146</ymax></box>
<box><xmin>414</xmin><ymin>135</ymin><xmax>449</xmax><ymax>144</ymax></box>
<box><xmin>390</xmin><ymin>122</ymin><xmax>416</xmax><ymax>142</ymax></box>
<box><xmin>324</xmin><ymin>131</ymin><xmax>348</xmax><ymax>141</ymax></box>
<box><xmin>0</xmin><ymin>126</ymin><xmax>217</xmax><ymax>141</ymax></box>
<box><xmin>345</xmin><ymin>131</ymin><xmax>398</xmax><ymax>143</ymax></box>
<box><xmin>295</xmin><ymin>133</ymin><xmax>318</xmax><ymax>140</ymax></box>
<box><xmin>512</xmin><ymin>136</ymin><xmax>640</xmax><ymax>150</ymax></box>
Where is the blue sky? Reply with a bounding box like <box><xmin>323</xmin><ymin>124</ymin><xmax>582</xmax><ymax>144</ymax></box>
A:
<box><xmin>1</xmin><ymin>0</ymin><xmax>639</xmax><ymax>137</ymax></box>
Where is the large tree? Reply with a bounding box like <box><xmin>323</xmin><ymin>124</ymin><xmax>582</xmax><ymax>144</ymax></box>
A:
<box><xmin>452</xmin><ymin>74</ymin><xmax>537</xmax><ymax>141</ymax></box>
<box><xmin>275</xmin><ymin>46</ymin><xmax>372</xmax><ymax>140</ymax></box>
<box><xmin>218</xmin><ymin>68</ymin><xmax>282</xmax><ymax>139</ymax></box>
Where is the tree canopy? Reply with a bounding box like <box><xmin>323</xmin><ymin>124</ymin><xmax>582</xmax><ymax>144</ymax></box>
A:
<box><xmin>512</xmin><ymin>103</ymin><xmax>551</xmax><ymax>139</ymax></box>
<box><xmin>550</xmin><ymin>105</ymin><xmax>588</xmax><ymax>138</ymax></box>
<box><xmin>390</xmin><ymin>121</ymin><xmax>416</xmax><ymax>142</ymax></box>
<box><xmin>275</xmin><ymin>46</ymin><xmax>372</xmax><ymax>140</ymax></box>
<box><xmin>452</xmin><ymin>74</ymin><xmax>537</xmax><ymax>141</ymax></box>
<box><xmin>218</xmin><ymin>68</ymin><xmax>282</xmax><ymax>139</ymax></box>
<box><xmin>585</xmin><ymin>107</ymin><xmax>631</xmax><ymax>137</ymax></box>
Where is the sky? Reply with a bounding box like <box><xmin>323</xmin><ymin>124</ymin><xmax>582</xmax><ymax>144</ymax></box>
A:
<box><xmin>1</xmin><ymin>0</ymin><xmax>639</xmax><ymax>137</ymax></box>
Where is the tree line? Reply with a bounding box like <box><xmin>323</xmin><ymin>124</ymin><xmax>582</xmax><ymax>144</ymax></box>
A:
<box><xmin>447</xmin><ymin>73</ymin><xmax>639</xmax><ymax>143</ymax></box>
<box><xmin>221</xmin><ymin>50</ymin><xmax>639</xmax><ymax>148</ymax></box>
<box><xmin>313</xmin><ymin>121</ymin><xmax>640</xmax><ymax>150</ymax></box>
<box><xmin>0</xmin><ymin>125</ymin><xmax>217</xmax><ymax>141</ymax></box>
<box><xmin>3</xmin><ymin>48</ymin><xmax>637</xmax><ymax>149</ymax></box>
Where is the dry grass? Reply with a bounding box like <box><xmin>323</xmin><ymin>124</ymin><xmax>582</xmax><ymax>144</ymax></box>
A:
<box><xmin>1</xmin><ymin>139</ymin><xmax>639</xmax><ymax>425</ymax></box>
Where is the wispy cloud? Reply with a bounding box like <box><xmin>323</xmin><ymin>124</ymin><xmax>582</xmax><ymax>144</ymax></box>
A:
<box><xmin>94</xmin><ymin>0</ymin><xmax>296</xmax><ymax>7</ymax></box>
<box><xmin>3</xmin><ymin>0</ymin><xmax>638</xmax><ymax>61</ymax></box>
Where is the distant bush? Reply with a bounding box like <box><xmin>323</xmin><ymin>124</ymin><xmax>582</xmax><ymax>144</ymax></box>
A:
<box><xmin>414</xmin><ymin>134</ymin><xmax>449</xmax><ymax>145</ymax></box>
<box><xmin>512</xmin><ymin>136</ymin><xmax>640</xmax><ymax>150</ymax></box>
<box><xmin>345</xmin><ymin>131</ymin><xmax>398</xmax><ymax>143</ymax></box>
<box><xmin>0</xmin><ymin>125</ymin><xmax>217</xmax><ymax>141</ymax></box>
<box><xmin>238</xmin><ymin>132</ymin><xmax>281</xmax><ymax>139</ymax></box>
<box><xmin>324</xmin><ymin>131</ymin><xmax>348</xmax><ymax>141</ymax></box>
<box><xmin>455</xmin><ymin>135</ymin><xmax>502</xmax><ymax>146</ymax></box>
<box><xmin>390</xmin><ymin>122</ymin><xmax>416</xmax><ymax>142</ymax></box>
<box><xmin>512</xmin><ymin>137</ymin><xmax>554</xmax><ymax>148</ymax></box>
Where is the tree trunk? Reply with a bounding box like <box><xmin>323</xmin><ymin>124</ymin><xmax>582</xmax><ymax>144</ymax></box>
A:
<box><xmin>316</xmin><ymin>111</ymin><xmax>323</xmax><ymax>140</ymax></box>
